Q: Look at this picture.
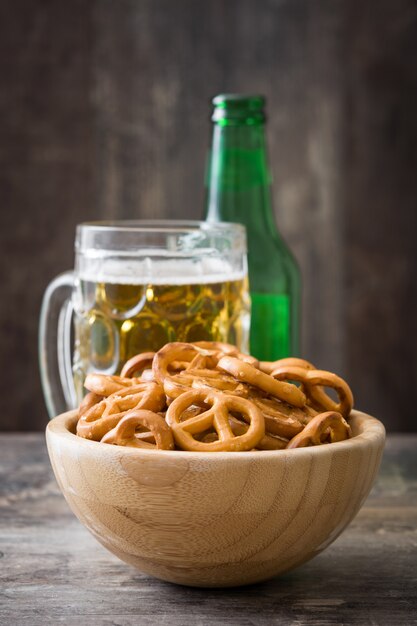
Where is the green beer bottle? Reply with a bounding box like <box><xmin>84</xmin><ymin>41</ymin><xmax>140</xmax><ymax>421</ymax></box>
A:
<box><xmin>204</xmin><ymin>94</ymin><xmax>301</xmax><ymax>360</ymax></box>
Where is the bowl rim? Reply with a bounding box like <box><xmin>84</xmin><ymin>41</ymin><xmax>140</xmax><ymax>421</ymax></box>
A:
<box><xmin>46</xmin><ymin>409</ymin><xmax>386</xmax><ymax>461</ymax></box>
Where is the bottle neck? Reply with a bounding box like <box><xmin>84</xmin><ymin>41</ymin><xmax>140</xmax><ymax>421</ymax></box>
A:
<box><xmin>204</xmin><ymin>124</ymin><xmax>277</xmax><ymax>236</ymax></box>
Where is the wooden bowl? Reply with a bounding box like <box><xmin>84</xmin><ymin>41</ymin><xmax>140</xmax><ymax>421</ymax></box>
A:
<box><xmin>46</xmin><ymin>410</ymin><xmax>385</xmax><ymax>587</ymax></box>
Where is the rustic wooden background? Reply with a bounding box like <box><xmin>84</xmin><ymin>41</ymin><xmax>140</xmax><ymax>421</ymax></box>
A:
<box><xmin>1</xmin><ymin>0</ymin><xmax>416</xmax><ymax>432</ymax></box>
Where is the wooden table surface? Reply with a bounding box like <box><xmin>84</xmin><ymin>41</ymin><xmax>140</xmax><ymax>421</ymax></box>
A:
<box><xmin>1</xmin><ymin>434</ymin><xmax>416</xmax><ymax>626</ymax></box>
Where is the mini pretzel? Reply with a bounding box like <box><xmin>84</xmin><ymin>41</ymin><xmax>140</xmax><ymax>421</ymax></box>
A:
<box><xmin>76</xmin><ymin>382</ymin><xmax>166</xmax><ymax>441</ymax></box>
<box><xmin>84</xmin><ymin>373</ymin><xmax>140</xmax><ymax>397</ymax></box>
<box><xmin>162</xmin><ymin>372</ymin><xmax>197</xmax><ymax>399</ymax></box>
<box><xmin>217</xmin><ymin>356</ymin><xmax>306</xmax><ymax>408</ymax></box>
<box><xmin>101</xmin><ymin>410</ymin><xmax>174</xmax><ymax>450</ymax></box>
<box><xmin>306</xmin><ymin>371</ymin><xmax>354</xmax><ymax>417</ymax></box>
<box><xmin>140</xmin><ymin>368</ymin><xmax>155</xmax><ymax>382</ymax></box>
<box><xmin>249</xmin><ymin>396</ymin><xmax>311</xmax><ymax>439</ymax></box>
<box><xmin>199</xmin><ymin>419</ymin><xmax>288</xmax><ymax>450</ymax></box>
<box><xmin>78</xmin><ymin>392</ymin><xmax>102</xmax><ymax>417</ymax></box>
<box><xmin>259</xmin><ymin>357</ymin><xmax>315</xmax><ymax>375</ymax></box>
<box><xmin>256</xmin><ymin>432</ymin><xmax>289</xmax><ymax>451</ymax></box>
<box><xmin>192</xmin><ymin>341</ymin><xmax>239</xmax><ymax>354</ymax></box>
<box><xmin>163</xmin><ymin>368</ymin><xmax>249</xmax><ymax>400</ymax></box>
<box><xmin>252</xmin><ymin>395</ymin><xmax>316</xmax><ymax>422</ymax></box>
<box><xmin>228</xmin><ymin>416</ymin><xmax>288</xmax><ymax>450</ymax></box>
<box><xmin>271</xmin><ymin>366</ymin><xmax>353</xmax><ymax>418</ymax></box>
<box><xmin>166</xmin><ymin>389</ymin><xmax>265</xmax><ymax>452</ymax></box>
<box><xmin>191</xmin><ymin>375</ymin><xmax>249</xmax><ymax>397</ymax></box>
<box><xmin>120</xmin><ymin>352</ymin><xmax>155</xmax><ymax>378</ymax></box>
<box><xmin>193</xmin><ymin>341</ymin><xmax>259</xmax><ymax>367</ymax></box>
<box><xmin>286</xmin><ymin>411</ymin><xmax>351</xmax><ymax>448</ymax></box>
<box><xmin>153</xmin><ymin>342</ymin><xmax>218</xmax><ymax>385</ymax></box>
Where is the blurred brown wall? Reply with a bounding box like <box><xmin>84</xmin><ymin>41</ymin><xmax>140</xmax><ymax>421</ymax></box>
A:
<box><xmin>0</xmin><ymin>0</ymin><xmax>416</xmax><ymax>431</ymax></box>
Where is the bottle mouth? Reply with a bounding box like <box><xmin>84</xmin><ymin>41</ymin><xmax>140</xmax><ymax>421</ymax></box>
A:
<box><xmin>211</xmin><ymin>94</ymin><xmax>265</xmax><ymax>125</ymax></box>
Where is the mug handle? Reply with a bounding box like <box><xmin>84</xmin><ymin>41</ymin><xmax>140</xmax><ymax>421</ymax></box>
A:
<box><xmin>39</xmin><ymin>271</ymin><xmax>77</xmax><ymax>418</ymax></box>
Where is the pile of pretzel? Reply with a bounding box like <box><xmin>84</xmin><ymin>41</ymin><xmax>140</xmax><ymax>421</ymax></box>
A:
<box><xmin>76</xmin><ymin>341</ymin><xmax>353</xmax><ymax>452</ymax></box>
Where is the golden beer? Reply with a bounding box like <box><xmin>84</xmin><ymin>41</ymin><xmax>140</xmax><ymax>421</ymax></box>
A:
<box><xmin>39</xmin><ymin>221</ymin><xmax>249</xmax><ymax>417</ymax></box>
<box><xmin>73</xmin><ymin>270</ymin><xmax>250</xmax><ymax>401</ymax></box>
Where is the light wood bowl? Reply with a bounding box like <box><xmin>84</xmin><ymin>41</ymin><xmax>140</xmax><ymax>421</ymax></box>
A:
<box><xmin>46</xmin><ymin>410</ymin><xmax>385</xmax><ymax>587</ymax></box>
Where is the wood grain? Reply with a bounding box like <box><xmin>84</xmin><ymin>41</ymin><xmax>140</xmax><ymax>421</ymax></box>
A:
<box><xmin>0</xmin><ymin>0</ymin><xmax>416</xmax><ymax>432</ymax></box>
<box><xmin>1</xmin><ymin>432</ymin><xmax>416</xmax><ymax>624</ymax></box>
<box><xmin>45</xmin><ymin>409</ymin><xmax>385</xmax><ymax>587</ymax></box>
<box><xmin>0</xmin><ymin>0</ymin><xmax>95</xmax><ymax>431</ymax></box>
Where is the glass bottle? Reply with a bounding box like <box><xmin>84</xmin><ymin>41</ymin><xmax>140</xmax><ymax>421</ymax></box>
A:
<box><xmin>204</xmin><ymin>94</ymin><xmax>301</xmax><ymax>360</ymax></box>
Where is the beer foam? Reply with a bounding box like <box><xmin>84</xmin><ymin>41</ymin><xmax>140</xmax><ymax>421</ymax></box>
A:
<box><xmin>78</xmin><ymin>255</ymin><xmax>246</xmax><ymax>285</ymax></box>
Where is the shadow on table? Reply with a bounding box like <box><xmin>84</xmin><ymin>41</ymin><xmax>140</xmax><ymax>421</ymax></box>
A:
<box><xmin>121</xmin><ymin>549</ymin><xmax>411</xmax><ymax>623</ymax></box>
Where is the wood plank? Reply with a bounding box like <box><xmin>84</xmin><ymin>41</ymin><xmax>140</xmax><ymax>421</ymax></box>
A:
<box><xmin>0</xmin><ymin>0</ymin><xmax>95</xmax><ymax>431</ymax></box>
<box><xmin>0</xmin><ymin>434</ymin><xmax>416</xmax><ymax>625</ymax></box>
<box><xmin>0</xmin><ymin>0</ymin><xmax>416</xmax><ymax>433</ymax></box>
<box><xmin>345</xmin><ymin>0</ymin><xmax>417</xmax><ymax>432</ymax></box>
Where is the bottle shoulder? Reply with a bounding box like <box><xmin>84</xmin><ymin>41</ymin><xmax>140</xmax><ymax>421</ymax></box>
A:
<box><xmin>247</xmin><ymin>232</ymin><xmax>300</xmax><ymax>292</ymax></box>
<box><xmin>247</xmin><ymin>229</ymin><xmax>298</xmax><ymax>265</ymax></box>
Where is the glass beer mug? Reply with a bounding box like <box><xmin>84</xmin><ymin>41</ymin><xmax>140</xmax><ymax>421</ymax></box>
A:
<box><xmin>39</xmin><ymin>221</ymin><xmax>250</xmax><ymax>417</ymax></box>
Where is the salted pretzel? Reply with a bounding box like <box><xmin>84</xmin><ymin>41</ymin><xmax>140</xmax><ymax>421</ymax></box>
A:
<box><xmin>167</xmin><ymin>353</ymin><xmax>216</xmax><ymax>374</ymax></box>
<box><xmin>190</xmin><ymin>373</ymin><xmax>249</xmax><ymax>397</ymax></box>
<box><xmin>259</xmin><ymin>357</ymin><xmax>315</xmax><ymax>375</ymax></box>
<box><xmin>251</xmin><ymin>395</ymin><xmax>316</xmax><ymax>422</ymax></box>
<box><xmin>193</xmin><ymin>341</ymin><xmax>259</xmax><ymax>367</ymax></box>
<box><xmin>227</xmin><ymin>416</ymin><xmax>288</xmax><ymax>450</ymax></box>
<box><xmin>192</xmin><ymin>341</ymin><xmax>241</xmax><ymax>354</ymax></box>
<box><xmin>162</xmin><ymin>372</ymin><xmax>198</xmax><ymax>399</ymax></box>
<box><xmin>101</xmin><ymin>410</ymin><xmax>174</xmax><ymax>450</ymax></box>
<box><xmin>163</xmin><ymin>367</ymin><xmax>249</xmax><ymax>400</ymax></box>
<box><xmin>166</xmin><ymin>389</ymin><xmax>265</xmax><ymax>452</ymax></box>
<box><xmin>153</xmin><ymin>342</ymin><xmax>218</xmax><ymax>385</ymax></box>
<box><xmin>78</xmin><ymin>391</ymin><xmax>102</xmax><ymax>416</ymax></box>
<box><xmin>248</xmin><ymin>395</ymin><xmax>314</xmax><ymax>439</ymax></box>
<box><xmin>195</xmin><ymin>416</ymin><xmax>288</xmax><ymax>450</ymax></box>
<box><xmin>84</xmin><ymin>373</ymin><xmax>140</xmax><ymax>397</ymax></box>
<box><xmin>286</xmin><ymin>411</ymin><xmax>351</xmax><ymax>448</ymax></box>
<box><xmin>76</xmin><ymin>339</ymin><xmax>355</xmax><ymax>453</ymax></box>
<box><xmin>217</xmin><ymin>356</ymin><xmax>306</xmax><ymax>408</ymax></box>
<box><xmin>271</xmin><ymin>366</ymin><xmax>353</xmax><ymax>418</ymax></box>
<box><xmin>120</xmin><ymin>352</ymin><xmax>155</xmax><ymax>378</ymax></box>
<box><xmin>76</xmin><ymin>382</ymin><xmax>166</xmax><ymax>441</ymax></box>
<box><xmin>139</xmin><ymin>368</ymin><xmax>156</xmax><ymax>382</ymax></box>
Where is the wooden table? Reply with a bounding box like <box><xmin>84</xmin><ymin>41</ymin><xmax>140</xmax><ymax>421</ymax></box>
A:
<box><xmin>1</xmin><ymin>434</ymin><xmax>416</xmax><ymax>625</ymax></box>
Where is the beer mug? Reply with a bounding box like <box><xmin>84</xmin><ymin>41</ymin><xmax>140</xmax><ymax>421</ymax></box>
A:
<box><xmin>39</xmin><ymin>221</ymin><xmax>250</xmax><ymax>417</ymax></box>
